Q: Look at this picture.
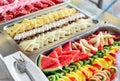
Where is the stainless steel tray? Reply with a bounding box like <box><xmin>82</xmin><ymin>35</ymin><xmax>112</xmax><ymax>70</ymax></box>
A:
<box><xmin>3</xmin><ymin>2</ymin><xmax>98</xmax><ymax>56</ymax></box>
<box><xmin>0</xmin><ymin>0</ymin><xmax>70</xmax><ymax>29</ymax></box>
<box><xmin>3</xmin><ymin>2</ymin><xmax>94</xmax><ymax>30</ymax></box>
<box><xmin>34</xmin><ymin>24</ymin><xmax>120</xmax><ymax>81</ymax></box>
<box><xmin>34</xmin><ymin>24</ymin><xmax>120</xmax><ymax>57</ymax></box>
<box><xmin>29</xmin><ymin>23</ymin><xmax>120</xmax><ymax>61</ymax></box>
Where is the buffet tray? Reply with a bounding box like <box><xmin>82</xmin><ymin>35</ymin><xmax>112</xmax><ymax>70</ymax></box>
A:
<box><xmin>29</xmin><ymin>23</ymin><xmax>120</xmax><ymax>61</ymax></box>
<box><xmin>35</xmin><ymin>24</ymin><xmax>120</xmax><ymax>57</ymax></box>
<box><xmin>34</xmin><ymin>24</ymin><xmax>120</xmax><ymax>81</ymax></box>
<box><xmin>3</xmin><ymin>2</ymin><xmax>98</xmax><ymax>56</ymax></box>
<box><xmin>0</xmin><ymin>0</ymin><xmax>70</xmax><ymax>29</ymax></box>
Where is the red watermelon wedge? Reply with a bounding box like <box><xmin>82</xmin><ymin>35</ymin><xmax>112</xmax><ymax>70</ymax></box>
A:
<box><xmin>73</xmin><ymin>52</ymin><xmax>90</xmax><ymax>62</ymax></box>
<box><xmin>62</xmin><ymin>41</ymin><xmax>72</xmax><ymax>51</ymax></box>
<box><xmin>58</xmin><ymin>55</ymin><xmax>72</xmax><ymax>67</ymax></box>
<box><xmin>54</xmin><ymin>46</ymin><xmax>63</xmax><ymax>56</ymax></box>
<box><xmin>62</xmin><ymin>50</ymin><xmax>79</xmax><ymax>57</ymax></box>
<box><xmin>48</xmin><ymin>51</ymin><xmax>58</xmax><ymax>59</ymax></box>
<box><xmin>38</xmin><ymin>55</ymin><xmax>61</xmax><ymax>73</ymax></box>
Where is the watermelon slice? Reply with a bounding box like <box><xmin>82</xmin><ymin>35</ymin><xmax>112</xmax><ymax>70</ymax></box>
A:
<box><xmin>58</xmin><ymin>55</ymin><xmax>72</xmax><ymax>67</ymax></box>
<box><xmin>48</xmin><ymin>51</ymin><xmax>58</xmax><ymax>59</ymax></box>
<box><xmin>38</xmin><ymin>55</ymin><xmax>61</xmax><ymax>74</ymax></box>
<box><xmin>62</xmin><ymin>41</ymin><xmax>72</xmax><ymax>51</ymax></box>
<box><xmin>62</xmin><ymin>50</ymin><xmax>79</xmax><ymax>57</ymax></box>
<box><xmin>54</xmin><ymin>46</ymin><xmax>63</xmax><ymax>56</ymax></box>
<box><xmin>73</xmin><ymin>52</ymin><xmax>90</xmax><ymax>62</ymax></box>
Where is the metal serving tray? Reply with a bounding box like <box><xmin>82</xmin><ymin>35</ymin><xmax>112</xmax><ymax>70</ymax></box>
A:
<box><xmin>0</xmin><ymin>0</ymin><xmax>70</xmax><ymax>29</ymax></box>
<box><xmin>35</xmin><ymin>24</ymin><xmax>120</xmax><ymax>56</ymax></box>
<box><xmin>34</xmin><ymin>24</ymin><xmax>120</xmax><ymax>81</ymax></box>
<box><xmin>3</xmin><ymin>2</ymin><xmax>98</xmax><ymax>56</ymax></box>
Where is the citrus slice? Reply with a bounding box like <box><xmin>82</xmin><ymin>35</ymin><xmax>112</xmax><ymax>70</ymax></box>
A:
<box><xmin>70</xmin><ymin>72</ymin><xmax>82</xmax><ymax>81</ymax></box>
<box><xmin>97</xmin><ymin>58</ymin><xmax>109</xmax><ymax>68</ymax></box>
<box><xmin>76</xmin><ymin>70</ymin><xmax>86</xmax><ymax>81</ymax></box>
<box><xmin>62</xmin><ymin>76</ymin><xmax>71</xmax><ymax>81</ymax></box>
<box><xmin>66</xmin><ymin>73</ymin><xmax>78</xmax><ymax>81</ymax></box>
<box><xmin>93</xmin><ymin>59</ymin><xmax>102</xmax><ymax>70</ymax></box>
<box><xmin>79</xmin><ymin>67</ymin><xmax>90</xmax><ymax>78</ymax></box>
<box><xmin>82</xmin><ymin>65</ymin><xmax>93</xmax><ymax>77</ymax></box>
<box><xmin>106</xmin><ymin>54</ymin><xmax>115</xmax><ymax>62</ymax></box>
<box><xmin>58</xmin><ymin>78</ymin><xmax>65</xmax><ymax>81</ymax></box>
<box><xmin>104</xmin><ymin>56</ymin><xmax>113</xmax><ymax>66</ymax></box>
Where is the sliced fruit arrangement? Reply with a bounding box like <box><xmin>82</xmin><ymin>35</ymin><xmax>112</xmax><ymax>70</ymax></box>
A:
<box><xmin>0</xmin><ymin>0</ymin><xmax>63</xmax><ymax>22</ymax></box>
<box><xmin>19</xmin><ymin>19</ymin><xmax>92</xmax><ymax>52</ymax></box>
<box><xmin>5</xmin><ymin>7</ymin><xmax>93</xmax><ymax>52</ymax></box>
<box><xmin>6</xmin><ymin>8</ymin><xmax>78</xmax><ymax>38</ymax></box>
<box><xmin>36</xmin><ymin>31</ymin><xmax>120</xmax><ymax>81</ymax></box>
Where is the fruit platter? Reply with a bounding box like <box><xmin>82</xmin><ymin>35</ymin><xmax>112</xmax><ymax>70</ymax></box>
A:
<box><xmin>36</xmin><ymin>26</ymin><xmax>120</xmax><ymax>81</ymax></box>
<box><xmin>0</xmin><ymin>0</ymin><xmax>64</xmax><ymax>24</ymax></box>
<box><xmin>4</xmin><ymin>3</ymin><xmax>95</xmax><ymax>55</ymax></box>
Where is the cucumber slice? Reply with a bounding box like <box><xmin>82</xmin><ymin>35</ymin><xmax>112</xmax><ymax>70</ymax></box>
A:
<box><xmin>71</xmin><ymin>62</ymin><xmax>81</xmax><ymax>69</ymax></box>
<box><xmin>55</xmin><ymin>74</ymin><xmax>59</xmax><ymax>81</ymax></box>
<box><xmin>69</xmin><ymin>65</ymin><xmax>77</xmax><ymax>72</ymax></box>
<box><xmin>91</xmin><ymin>55</ymin><xmax>99</xmax><ymax>59</ymax></box>
<box><xmin>55</xmin><ymin>73</ymin><xmax>62</xmax><ymax>78</ymax></box>
<box><xmin>48</xmin><ymin>75</ymin><xmax>56</xmax><ymax>81</ymax></box>
<box><xmin>74</xmin><ymin>62</ymin><xmax>81</xmax><ymax>68</ymax></box>
<box><xmin>63</xmin><ymin>66</ymin><xmax>71</xmax><ymax>73</ymax></box>
<box><xmin>60</xmin><ymin>70</ymin><xmax>66</xmax><ymax>76</ymax></box>
<box><xmin>83</xmin><ymin>60</ymin><xmax>88</xmax><ymax>66</ymax></box>
<box><xmin>78</xmin><ymin>61</ymin><xmax>84</xmax><ymax>67</ymax></box>
<box><xmin>87</xmin><ymin>58</ymin><xmax>94</xmax><ymax>65</ymax></box>
<box><xmin>96</xmin><ymin>51</ymin><xmax>104</xmax><ymax>58</ymax></box>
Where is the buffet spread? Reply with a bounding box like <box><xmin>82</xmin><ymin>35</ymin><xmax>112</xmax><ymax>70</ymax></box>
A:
<box><xmin>0</xmin><ymin>0</ymin><xmax>120</xmax><ymax>81</ymax></box>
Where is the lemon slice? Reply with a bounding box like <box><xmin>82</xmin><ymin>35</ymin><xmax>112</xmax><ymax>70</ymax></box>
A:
<box><xmin>76</xmin><ymin>70</ymin><xmax>86</xmax><ymax>81</ymax></box>
<box><xmin>97</xmin><ymin>58</ymin><xmax>109</xmax><ymax>68</ymax></box>
<box><xmin>106</xmin><ymin>54</ymin><xmax>115</xmax><ymax>61</ymax></box>
<box><xmin>58</xmin><ymin>78</ymin><xmax>65</xmax><ymax>81</ymax></box>
<box><xmin>79</xmin><ymin>67</ymin><xmax>91</xmax><ymax>78</ymax></box>
<box><xmin>66</xmin><ymin>73</ymin><xmax>78</xmax><ymax>81</ymax></box>
<box><xmin>108</xmin><ymin>50</ymin><xmax>116</xmax><ymax>54</ymax></box>
<box><xmin>93</xmin><ymin>59</ymin><xmax>102</xmax><ymax>70</ymax></box>
<box><xmin>70</xmin><ymin>72</ymin><xmax>82</xmax><ymax>81</ymax></box>
<box><xmin>104</xmin><ymin>56</ymin><xmax>113</xmax><ymax>66</ymax></box>
<box><xmin>82</xmin><ymin>65</ymin><xmax>93</xmax><ymax>77</ymax></box>
<box><xmin>111</xmin><ymin>46</ymin><xmax>119</xmax><ymax>51</ymax></box>
<box><xmin>62</xmin><ymin>76</ymin><xmax>71</xmax><ymax>81</ymax></box>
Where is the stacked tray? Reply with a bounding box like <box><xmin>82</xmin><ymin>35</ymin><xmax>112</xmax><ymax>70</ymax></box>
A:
<box><xmin>4</xmin><ymin>3</ymin><xmax>97</xmax><ymax>56</ymax></box>
<box><xmin>35</xmin><ymin>25</ymin><xmax>120</xmax><ymax>81</ymax></box>
<box><xmin>0</xmin><ymin>0</ymin><xmax>68</xmax><ymax>27</ymax></box>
